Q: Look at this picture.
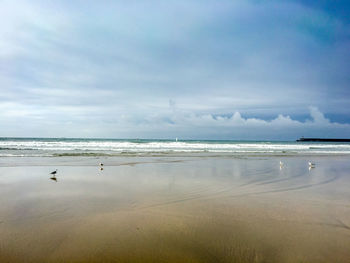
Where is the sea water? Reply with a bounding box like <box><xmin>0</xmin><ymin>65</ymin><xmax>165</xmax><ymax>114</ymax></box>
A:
<box><xmin>1</xmin><ymin>137</ymin><xmax>350</xmax><ymax>157</ymax></box>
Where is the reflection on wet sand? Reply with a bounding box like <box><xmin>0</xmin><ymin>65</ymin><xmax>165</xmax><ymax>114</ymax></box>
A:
<box><xmin>0</xmin><ymin>156</ymin><xmax>350</xmax><ymax>262</ymax></box>
<box><xmin>50</xmin><ymin>176</ymin><xmax>57</xmax><ymax>182</ymax></box>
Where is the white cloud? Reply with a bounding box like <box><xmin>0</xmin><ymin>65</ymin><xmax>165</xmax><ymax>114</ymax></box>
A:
<box><xmin>127</xmin><ymin>106</ymin><xmax>350</xmax><ymax>140</ymax></box>
<box><xmin>162</xmin><ymin>107</ymin><xmax>330</xmax><ymax>128</ymax></box>
<box><xmin>308</xmin><ymin>106</ymin><xmax>330</xmax><ymax>124</ymax></box>
<box><xmin>0</xmin><ymin>102</ymin><xmax>349</xmax><ymax>139</ymax></box>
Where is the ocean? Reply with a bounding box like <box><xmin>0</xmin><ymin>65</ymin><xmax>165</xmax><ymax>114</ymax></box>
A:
<box><xmin>1</xmin><ymin>137</ymin><xmax>350</xmax><ymax>157</ymax></box>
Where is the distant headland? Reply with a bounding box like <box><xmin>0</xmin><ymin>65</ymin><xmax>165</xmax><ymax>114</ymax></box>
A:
<box><xmin>297</xmin><ymin>138</ymin><xmax>350</xmax><ymax>142</ymax></box>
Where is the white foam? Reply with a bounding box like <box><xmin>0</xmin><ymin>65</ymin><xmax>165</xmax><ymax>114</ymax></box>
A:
<box><xmin>1</xmin><ymin>139</ymin><xmax>350</xmax><ymax>156</ymax></box>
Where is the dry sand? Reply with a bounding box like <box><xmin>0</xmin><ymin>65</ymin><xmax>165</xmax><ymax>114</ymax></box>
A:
<box><xmin>0</xmin><ymin>156</ymin><xmax>350</xmax><ymax>262</ymax></box>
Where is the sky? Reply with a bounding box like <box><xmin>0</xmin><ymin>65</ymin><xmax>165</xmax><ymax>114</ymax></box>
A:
<box><xmin>0</xmin><ymin>0</ymin><xmax>350</xmax><ymax>140</ymax></box>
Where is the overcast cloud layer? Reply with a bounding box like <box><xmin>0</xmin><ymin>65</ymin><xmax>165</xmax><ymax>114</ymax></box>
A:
<box><xmin>1</xmin><ymin>0</ymin><xmax>350</xmax><ymax>139</ymax></box>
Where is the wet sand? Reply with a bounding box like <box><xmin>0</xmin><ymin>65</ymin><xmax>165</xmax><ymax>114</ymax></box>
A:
<box><xmin>0</xmin><ymin>155</ymin><xmax>350</xmax><ymax>262</ymax></box>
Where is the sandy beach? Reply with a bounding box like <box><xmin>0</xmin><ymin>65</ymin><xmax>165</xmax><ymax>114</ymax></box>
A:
<box><xmin>0</xmin><ymin>155</ymin><xmax>350</xmax><ymax>262</ymax></box>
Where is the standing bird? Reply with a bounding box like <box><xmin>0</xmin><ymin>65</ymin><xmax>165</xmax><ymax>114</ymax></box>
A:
<box><xmin>99</xmin><ymin>163</ymin><xmax>104</xmax><ymax>167</ymax></box>
<box><xmin>50</xmin><ymin>169</ymin><xmax>58</xmax><ymax>182</ymax></box>
<box><xmin>308</xmin><ymin>162</ymin><xmax>315</xmax><ymax>168</ymax></box>
<box><xmin>280</xmin><ymin>161</ymin><xmax>284</xmax><ymax>167</ymax></box>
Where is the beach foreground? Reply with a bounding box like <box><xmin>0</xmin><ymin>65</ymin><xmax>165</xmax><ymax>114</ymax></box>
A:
<box><xmin>0</xmin><ymin>155</ymin><xmax>350</xmax><ymax>262</ymax></box>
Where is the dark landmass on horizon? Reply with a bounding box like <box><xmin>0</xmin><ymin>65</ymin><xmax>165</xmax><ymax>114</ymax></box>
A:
<box><xmin>297</xmin><ymin>138</ymin><xmax>350</xmax><ymax>142</ymax></box>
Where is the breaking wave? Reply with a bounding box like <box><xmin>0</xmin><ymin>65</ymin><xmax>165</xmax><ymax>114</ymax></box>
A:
<box><xmin>1</xmin><ymin>138</ymin><xmax>350</xmax><ymax>157</ymax></box>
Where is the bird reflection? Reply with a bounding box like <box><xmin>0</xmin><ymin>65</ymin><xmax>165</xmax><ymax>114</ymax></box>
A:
<box><xmin>50</xmin><ymin>176</ymin><xmax>58</xmax><ymax>182</ymax></box>
<box><xmin>100</xmin><ymin>167</ymin><xmax>104</xmax><ymax>171</ymax></box>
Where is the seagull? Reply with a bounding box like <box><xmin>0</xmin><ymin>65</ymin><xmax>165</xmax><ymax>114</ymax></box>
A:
<box><xmin>280</xmin><ymin>161</ymin><xmax>284</xmax><ymax>167</ymax></box>
<box><xmin>308</xmin><ymin>162</ymin><xmax>315</xmax><ymax>168</ymax></box>
<box><xmin>49</xmin><ymin>169</ymin><xmax>58</xmax><ymax>182</ymax></box>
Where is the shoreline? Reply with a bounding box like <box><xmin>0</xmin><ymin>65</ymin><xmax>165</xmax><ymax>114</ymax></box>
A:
<box><xmin>2</xmin><ymin>150</ymin><xmax>350</xmax><ymax>159</ymax></box>
<box><xmin>1</xmin><ymin>154</ymin><xmax>350</xmax><ymax>169</ymax></box>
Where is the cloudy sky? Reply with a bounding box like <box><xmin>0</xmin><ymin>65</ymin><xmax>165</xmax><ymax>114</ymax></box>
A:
<box><xmin>1</xmin><ymin>0</ymin><xmax>350</xmax><ymax>140</ymax></box>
